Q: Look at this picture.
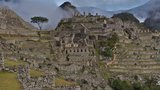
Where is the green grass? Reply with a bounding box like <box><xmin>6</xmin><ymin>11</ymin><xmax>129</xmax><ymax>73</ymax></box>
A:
<box><xmin>98</xmin><ymin>60</ymin><xmax>111</xmax><ymax>80</ymax></box>
<box><xmin>55</xmin><ymin>78</ymin><xmax>77</xmax><ymax>86</ymax></box>
<box><xmin>30</xmin><ymin>69</ymin><xmax>44</xmax><ymax>78</ymax></box>
<box><xmin>4</xmin><ymin>60</ymin><xmax>26</xmax><ymax>68</ymax></box>
<box><xmin>0</xmin><ymin>72</ymin><xmax>21</xmax><ymax>90</ymax></box>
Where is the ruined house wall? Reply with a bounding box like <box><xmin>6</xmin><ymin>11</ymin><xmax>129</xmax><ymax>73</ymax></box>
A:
<box><xmin>17</xmin><ymin>65</ymin><xmax>55</xmax><ymax>90</ymax></box>
<box><xmin>64</xmin><ymin>47</ymin><xmax>94</xmax><ymax>56</ymax></box>
<box><xmin>0</xmin><ymin>53</ymin><xmax>4</xmax><ymax>71</ymax></box>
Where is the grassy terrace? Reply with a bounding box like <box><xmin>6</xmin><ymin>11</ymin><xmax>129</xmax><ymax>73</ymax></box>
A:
<box><xmin>4</xmin><ymin>59</ymin><xmax>26</xmax><ymax>68</ymax></box>
<box><xmin>30</xmin><ymin>69</ymin><xmax>44</xmax><ymax>78</ymax></box>
<box><xmin>0</xmin><ymin>72</ymin><xmax>21</xmax><ymax>90</ymax></box>
<box><xmin>55</xmin><ymin>78</ymin><xmax>77</xmax><ymax>87</ymax></box>
<box><xmin>4</xmin><ymin>59</ymin><xmax>44</xmax><ymax>78</ymax></box>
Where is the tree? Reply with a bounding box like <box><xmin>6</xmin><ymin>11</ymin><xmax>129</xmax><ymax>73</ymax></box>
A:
<box><xmin>31</xmin><ymin>16</ymin><xmax>48</xmax><ymax>30</ymax></box>
<box><xmin>133</xmin><ymin>82</ymin><xmax>143</xmax><ymax>90</ymax></box>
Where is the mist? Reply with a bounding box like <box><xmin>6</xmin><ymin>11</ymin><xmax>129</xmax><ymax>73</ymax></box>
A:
<box><xmin>148</xmin><ymin>1</ymin><xmax>160</xmax><ymax>20</ymax></box>
<box><xmin>0</xmin><ymin>0</ymin><xmax>71</xmax><ymax>30</ymax></box>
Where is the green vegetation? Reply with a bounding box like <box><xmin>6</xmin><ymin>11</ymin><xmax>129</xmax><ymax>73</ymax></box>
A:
<box><xmin>110</xmin><ymin>79</ymin><xmax>134</xmax><ymax>90</ymax></box>
<box><xmin>112</xmin><ymin>13</ymin><xmax>139</xmax><ymax>23</ymax></box>
<box><xmin>30</xmin><ymin>69</ymin><xmax>44</xmax><ymax>77</ymax></box>
<box><xmin>4</xmin><ymin>59</ymin><xmax>26</xmax><ymax>68</ymax></box>
<box><xmin>31</xmin><ymin>16</ymin><xmax>48</xmax><ymax>30</ymax></box>
<box><xmin>97</xmin><ymin>33</ymin><xmax>119</xmax><ymax>57</ymax></box>
<box><xmin>97</xmin><ymin>60</ymin><xmax>111</xmax><ymax>80</ymax></box>
<box><xmin>101</xmin><ymin>70</ymin><xmax>111</xmax><ymax>80</ymax></box>
<box><xmin>55</xmin><ymin>78</ymin><xmax>77</xmax><ymax>86</ymax></box>
<box><xmin>0</xmin><ymin>72</ymin><xmax>21</xmax><ymax>90</ymax></box>
<box><xmin>109</xmin><ymin>79</ymin><xmax>160</xmax><ymax>90</ymax></box>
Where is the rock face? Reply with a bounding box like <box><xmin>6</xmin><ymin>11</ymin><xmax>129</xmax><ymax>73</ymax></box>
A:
<box><xmin>0</xmin><ymin>6</ymin><xmax>34</xmax><ymax>29</ymax></box>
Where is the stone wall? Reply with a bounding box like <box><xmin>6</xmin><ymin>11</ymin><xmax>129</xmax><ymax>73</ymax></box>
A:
<box><xmin>55</xmin><ymin>86</ymin><xmax>81</xmax><ymax>90</ymax></box>
<box><xmin>17</xmin><ymin>65</ymin><xmax>55</xmax><ymax>90</ymax></box>
<box><xmin>0</xmin><ymin>53</ymin><xmax>4</xmax><ymax>71</ymax></box>
<box><xmin>64</xmin><ymin>47</ymin><xmax>92</xmax><ymax>56</ymax></box>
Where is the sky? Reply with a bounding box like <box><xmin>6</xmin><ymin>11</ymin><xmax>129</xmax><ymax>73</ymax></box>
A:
<box><xmin>54</xmin><ymin>0</ymin><xmax>150</xmax><ymax>11</ymax></box>
<box><xmin>0</xmin><ymin>0</ymin><xmax>151</xmax><ymax>11</ymax></box>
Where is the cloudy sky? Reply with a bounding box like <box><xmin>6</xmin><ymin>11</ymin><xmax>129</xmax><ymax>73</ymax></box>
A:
<box><xmin>0</xmin><ymin>0</ymin><xmax>151</xmax><ymax>29</ymax></box>
<box><xmin>0</xmin><ymin>0</ymin><xmax>151</xmax><ymax>11</ymax></box>
<box><xmin>55</xmin><ymin>0</ymin><xmax>150</xmax><ymax>11</ymax></box>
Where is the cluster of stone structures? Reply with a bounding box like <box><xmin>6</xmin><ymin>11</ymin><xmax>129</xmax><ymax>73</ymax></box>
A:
<box><xmin>51</xmin><ymin>15</ymin><xmax>116</xmax><ymax>89</ymax></box>
<box><xmin>55</xmin><ymin>13</ymin><xmax>160</xmax><ymax>77</ymax></box>
<box><xmin>55</xmin><ymin>26</ymin><xmax>97</xmax><ymax>73</ymax></box>
<box><xmin>18</xmin><ymin>65</ymin><xmax>55</xmax><ymax>90</ymax></box>
<box><xmin>1</xmin><ymin>6</ymin><xmax>160</xmax><ymax>90</ymax></box>
<box><xmin>54</xmin><ymin>15</ymin><xmax>110</xmax><ymax>69</ymax></box>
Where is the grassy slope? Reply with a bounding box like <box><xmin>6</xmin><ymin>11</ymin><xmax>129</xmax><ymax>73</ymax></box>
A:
<box><xmin>4</xmin><ymin>60</ymin><xmax>26</xmax><ymax>68</ymax></box>
<box><xmin>55</xmin><ymin>78</ymin><xmax>77</xmax><ymax>87</ymax></box>
<box><xmin>0</xmin><ymin>72</ymin><xmax>21</xmax><ymax>90</ymax></box>
<box><xmin>30</xmin><ymin>69</ymin><xmax>44</xmax><ymax>77</ymax></box>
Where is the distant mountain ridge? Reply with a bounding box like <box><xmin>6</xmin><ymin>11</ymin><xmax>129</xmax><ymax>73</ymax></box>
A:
<box><xmin>78</xmin><ymin>0</ymin><xmax>160</xmax><ymax>30</ymax></box>
<box><xmin>78</xmin><ymin>0</ymin><xmax>160</xmax><ymax>19</ymax></box>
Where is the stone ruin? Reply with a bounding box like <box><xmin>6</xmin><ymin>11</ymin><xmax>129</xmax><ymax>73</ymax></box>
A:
<box><xmin>0</xmin><ymin>53</ymin><xmax>4</xmax><ymax>71</ymax></box>
<box><xmin>17</xmin><ymin>65</ymin><xmax>55</xmax><ymax>90</ymax></box>
<box><xmin>55</xmin><ymin>86</ymin><xmax>81</xmax><ymax>90</ymax></box>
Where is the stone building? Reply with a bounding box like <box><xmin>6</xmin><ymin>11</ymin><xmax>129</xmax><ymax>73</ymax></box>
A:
<box><xmin>58</xmin><ymin>28</ymin><xmax>96</xmax><ymax>61</ymax></box>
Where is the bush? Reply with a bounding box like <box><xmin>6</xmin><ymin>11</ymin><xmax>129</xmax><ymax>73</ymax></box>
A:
<box><xmin>102</xmin><ymin>47</ymin><xmax>113</xmax><ymax>57</ymax></box>
<box><xmin>111</xmin><ymin>79</ymin><xmax>134</xmax><ymax>90</ymax></box>
<box><xmin>109</xmin><ymin>79</ymin><xmax>160</xmax><ymax>90</ymax></box>
<box><xmin>97</xmin><ymin>33</ymin><xmax>119</xmax><ymax>57</ymax></box>
<box><xmin>133</xmin><ymin>82</ymin><xmax>143</xmax><ymax>90</ymax></box>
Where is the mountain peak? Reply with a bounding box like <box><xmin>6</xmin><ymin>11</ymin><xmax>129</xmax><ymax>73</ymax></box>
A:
<box><xmin>60</xmin><ymin>1</ymin><xmax>76</xmax><ymax>9</ymax></box>
<box><xmin>59</xmin><ymin>1</ymin><xmax>80</xmax><ymax>17</ymax></box>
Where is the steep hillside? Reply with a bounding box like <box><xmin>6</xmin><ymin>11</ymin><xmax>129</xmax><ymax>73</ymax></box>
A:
<box><xmin>0</xmin><ymin>6</ymin><xmax>37</xmax><ymax>38</ymax></box>
<box><xmin>0</xmin><ymin>6</ymin><xmax>34</xmax><ymax>29</ymax></box>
